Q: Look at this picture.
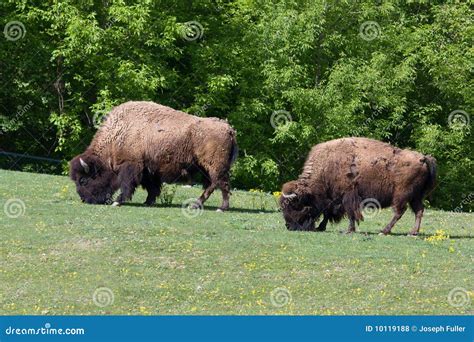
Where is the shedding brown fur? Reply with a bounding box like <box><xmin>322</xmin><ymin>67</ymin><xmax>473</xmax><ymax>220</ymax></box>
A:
<box><xmin>280</xmin><ymin>137</ymin><xmax>436</xmax><ymax>235</ymax></box>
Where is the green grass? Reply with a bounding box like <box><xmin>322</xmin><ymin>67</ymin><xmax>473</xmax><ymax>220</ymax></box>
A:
<box><xmin>0</xmin><ymin>169</ymin><xmax>472</xmax><ymax>315</ymax></box>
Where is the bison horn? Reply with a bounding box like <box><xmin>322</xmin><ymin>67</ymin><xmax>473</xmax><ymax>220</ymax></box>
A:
<box><xmin>282</xmin><ymin>192</ymin><xmax>297</xmax><ymax>199</ymax></box>
<box><xmin>79</xmin><ymin>158</ymin><xmax>90</xmax><ymax>173</ymax></box>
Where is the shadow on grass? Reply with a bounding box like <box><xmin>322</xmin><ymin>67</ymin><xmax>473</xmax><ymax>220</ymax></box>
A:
<box><xmin>313</xmin><ymin>230</ymin><xmax>473</xmax><ymax>240</ymax></box>
<box><xmin>121</xmin><ymin>202</ymin><xmax>278</xmax><ymax>214</ymax></box>
<box><xmin>103</xmin><ymin>202</ymin><xmax>473</xmax><ymax>239</ymax></box>
<box><xmin>362</xmin><ymin>231</ymin><xmax>473</xmax><ymax>240</ymax></box>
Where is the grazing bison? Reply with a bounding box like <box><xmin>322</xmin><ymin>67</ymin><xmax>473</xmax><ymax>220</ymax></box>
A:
<box><xmin>70</xmin><ymin>101</ymin><xmax>238</xmax><ymax>211</ymax></box>
<box><xmin>280</xmin><ymin>137</ymin><xmax>436</xmax><ymax>235</ymax></box>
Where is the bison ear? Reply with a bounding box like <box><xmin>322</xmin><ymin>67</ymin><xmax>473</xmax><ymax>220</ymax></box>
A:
<box><xmin>79</xmin><ymin>158</ymin><xmax>90</xmax><ymax>174</ymax></box>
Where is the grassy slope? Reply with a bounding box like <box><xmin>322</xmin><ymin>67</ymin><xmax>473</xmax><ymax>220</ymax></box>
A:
<box><xmin>0</xmin><ymin>170</ymin><xmax>472</xmax><ymax>315</ymax></box>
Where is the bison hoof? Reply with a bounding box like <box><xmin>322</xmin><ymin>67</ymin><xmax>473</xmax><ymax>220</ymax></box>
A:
<box><xmin>379</xmin><ymin>231</ymin><xmax>389</xmax><ymax>236</ymax></box>
<box><xmin>112</xmin><ymin>201</ymin><xmax>121</xmax><ymax>207</ymax></box>
<box><xmin>407</xmin><ymin>233</ymin><xmax>418</xmax><ymax>237</ymax></box>
<box><xmin>190</xmin><ymin>203</ymin><xmax>202</xmax><ymax>210</ymax></box>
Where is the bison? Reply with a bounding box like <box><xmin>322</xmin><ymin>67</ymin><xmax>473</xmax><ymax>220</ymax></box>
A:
<box><xmin>280</xmin><ymin>137</ymin><xmax>436</xmax><ymax>235</ymax></box>
<box><xmin>70</xmin><ymin>101</ymin><xmax>238</xmax><ymax>211</ymax></box>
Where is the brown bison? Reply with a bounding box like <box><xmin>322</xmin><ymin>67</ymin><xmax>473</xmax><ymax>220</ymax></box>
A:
<box><xmin>70</xmin><ymin>101</ymin><xmax>238</xmax><ymax>211</ymax></box>
<box><xmin>280</xmin><ymin>137</ymin><xmax>436</xmax><ymax>235</ymax></box>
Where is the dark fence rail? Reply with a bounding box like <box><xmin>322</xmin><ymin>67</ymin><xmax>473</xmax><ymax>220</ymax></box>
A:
<box><xmin>0</xmin><ymin>151</ymin><xmax>64</xmax><ymax>175</ymax></box>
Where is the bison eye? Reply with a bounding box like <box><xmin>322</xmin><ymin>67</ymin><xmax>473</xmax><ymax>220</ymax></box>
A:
<box><xmin>79</xmin><ymin>177</ymin><xmax>88</xmax><ymax>186</ymax></box>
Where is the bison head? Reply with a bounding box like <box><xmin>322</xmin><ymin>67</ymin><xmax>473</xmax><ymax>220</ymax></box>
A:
<box><xmin>280</xmin><ymin>180</ymin><xmax>318</xmax><ymax>231</ymax></box>
<box><xmin>70</xmin><ymin>152</ymin><xmax>117</xmax><ymax>204</ymax></box>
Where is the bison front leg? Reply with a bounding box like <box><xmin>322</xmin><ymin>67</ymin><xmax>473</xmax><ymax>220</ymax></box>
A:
<box><xmin>346</xmin><ymin>217</ymin><xmax>356</xmax><ymax>234</ymax></box>
<box><xmin>113</xmin><ymin>163</ymin><xmax>142</xmax><ymax>206</ymax></box>
<box><xmin>141</xmin><ymin>171</ymin><xmax>161</xmax><ymax>206</ymax></box>
<box><xmin>342</xmin><ymin>192</ymin><xmax>362</xmax><ymax>233</ymax></box>
<box><xmin>144</xmin><ymin>183</ymin><xmax>161</xmax><ymax>206</ymax></box>
<box><xmin>315</xmin><ymin>215</ymin><xmax>329</xmax><ymax>231</ymax></box>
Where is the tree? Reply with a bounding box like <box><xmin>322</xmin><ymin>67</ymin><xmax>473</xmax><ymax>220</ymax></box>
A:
<box><xmin>0</xmin><ymin>0</ymin><xmax>471</xmax><ymax>210</ymax></box>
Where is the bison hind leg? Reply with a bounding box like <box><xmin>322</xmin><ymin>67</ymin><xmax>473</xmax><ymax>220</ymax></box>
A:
<box><xmin>380</xmin><ymin>202</ymin><xmax>407</xmax><ymax>235</ymax></box>
<box><xmin>216</xmin><ymin>176</ymin><xmax>231</xmax><ymax>211</ymax></box>
<box><xmin>408</xmin><ymin>198</ymin><xmax>424</xmax><ymax>236</ymax></box>
<box><xmin>195</xmin><ymin>167</ymin><xmax>231</xmax><ymax>212</ymax></box>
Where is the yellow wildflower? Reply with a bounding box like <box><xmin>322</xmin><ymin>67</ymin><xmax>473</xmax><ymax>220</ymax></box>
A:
<box><xmin>425</xmin><ymin>229</ymin><xmax>449</xmax><ymax>244</ymax></box>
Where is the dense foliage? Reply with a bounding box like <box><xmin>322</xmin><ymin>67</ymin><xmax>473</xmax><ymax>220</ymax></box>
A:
<box><xmin>0</xmin><ymin>0</ymin><xmax>472</xmax><ymax>210</ymax></box>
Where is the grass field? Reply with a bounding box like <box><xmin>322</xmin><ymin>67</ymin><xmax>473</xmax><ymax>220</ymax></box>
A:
<box><xmin>0</xmin><ymin>169</ymin><xmax>472</xmax><ymax>315</ymax></box>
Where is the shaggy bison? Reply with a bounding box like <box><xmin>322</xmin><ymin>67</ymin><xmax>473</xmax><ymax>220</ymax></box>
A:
<box><xmin>70</xmin><ymin>101</ymin><xmax>238</xmax><ymax>211</ymax></box>
<box><xmin>280</xmin><ymin>137</ymin><xmax>436</xmax><ymax>235</ymax></box>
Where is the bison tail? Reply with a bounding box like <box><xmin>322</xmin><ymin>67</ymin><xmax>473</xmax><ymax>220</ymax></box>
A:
<box><xmin>423</xmin><ymin>155</ymin><xmax>437</xmax><ymax>195</ymax></box>
<box><xmin>229</xmin><ymin>130</ymin><xmax>238</xmax><ymax>165</ymax></box>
